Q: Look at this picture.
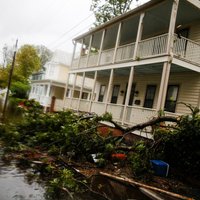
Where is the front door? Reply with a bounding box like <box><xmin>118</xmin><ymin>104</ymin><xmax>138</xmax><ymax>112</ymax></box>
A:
<box><xmin>144</xmin><ymin>85</ymin><xmax>156</xmax><ymax>108</ymax></box>
<box><xmin>111</xmin><ymin>85</ymin><xmax>120</xmax><ymax>104</ymax></box>
<box><xmin>165</xmin><ymin>85</ymin><xmax>179</xmax><ymax>113</ymax></box>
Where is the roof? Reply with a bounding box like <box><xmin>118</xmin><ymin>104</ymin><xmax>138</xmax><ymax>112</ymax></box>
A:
<box><xmin>73</xmin><ymin>0</ymin><xmax>163</xmax><ymax>41</ymax></box>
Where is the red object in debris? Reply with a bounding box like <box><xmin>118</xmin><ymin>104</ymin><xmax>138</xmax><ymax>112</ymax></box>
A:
<box><xmin>111</xmin><ymin>153</ymin><xmax>127</xmax><ymax>160</ymax></box>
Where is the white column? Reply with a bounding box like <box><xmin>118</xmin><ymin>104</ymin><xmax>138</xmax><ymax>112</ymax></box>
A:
<box><xmin>88</xmin><ymin>71</ymin><xmax>97</xmax><ymax>112</ymax></box>
<box><xmin>77</xmin><ymin>72</ymin><xmax>85</xmax><ymax>111</ymax></box>
<box><xmin>78</xmin><ymin>39</ymin><xmax>84</xmax><ymax>68</ymax></box>
<box><xmin>97</xmin><ymin>30</ymin><xmax>105</xmax><ymax>65</ymax></box>
<box><xmin>113</xmin><ymin>22</ymin><xmax>122</xmax><ymax>63</ymax></box>
<box><xmin>86</xmin><ymin>35</ymin><xmax>93</xmax><ymax>67</ymax></box>
<box><xmin>70</xmin><ymin>73</ymin><xmax>77</xmax><ymax>108</ymax></box>
<box><xmin>122</xmin><ymin>67</ymin><xmax>134</xmax><ymax>124</ymax></box>
<box><xmin>156</xmin><ymin>62</ymin><xmax>171</xmax><ymax>111</ymax></box>
<box><xmin>104</xmin><ymin>69</ymin><xmax>114</xmax><ymax>112</ymax></box>
<box><xmin>46</xmin><ymin>83</ymin><xmax>51</xmax><ymax>97</ymax></box>
<box><xmin>167</xmin><ymin>0</ymin><xmax>180</xmax><ymax>55</ymax></box>
<box><xmin>133</xmin><ymin>12</ymin><xmax>145</xmax><ymax>59</ymax></box>
<box><xmin>70</xmin><ymin>41</ymin><xmax>77</xmax><ymax>67</ymax></box>
<box><xmin>62</xmin><ymin>73</ymin><xmax>70</xmax><ymax>109</ymax></box>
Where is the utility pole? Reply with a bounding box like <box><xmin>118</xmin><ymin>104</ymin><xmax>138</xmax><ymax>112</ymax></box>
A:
<box><xmin>1</xmin><ymin>39</ymin><xmax>18</xmax><ymax>121</ymax></box>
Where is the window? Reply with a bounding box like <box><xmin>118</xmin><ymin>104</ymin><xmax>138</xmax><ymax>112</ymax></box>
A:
<box><xmin>165</xmin><ymin>85</ymin><xmax>179</xmax><ymax>113</ymax></box>
<box><xmin>144</xmin><ymin>85</ymin><xmax>156</xmax><ymax>108</ymax></box>
<box><xmin>98</xmin><ymin>85</ymin><xmax>106</xmax><ymax>102</ymax></box>
<box><xmin>81</xmin><ymin>92</ymin><xmax>88</xmax><ymax>100</ymax></box>
<box><xmin>111</xmin><ymin>85</ymin><xmax>120</xmax><ymax>104</ymax></box>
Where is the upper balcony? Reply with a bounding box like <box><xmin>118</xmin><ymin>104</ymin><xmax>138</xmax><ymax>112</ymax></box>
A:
<box><xmin>71</xmin><ymin>0</ymin><xmax>200</xmax><ymax>70</ymax></box>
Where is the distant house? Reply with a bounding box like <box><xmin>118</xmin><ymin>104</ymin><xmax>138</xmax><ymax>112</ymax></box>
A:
<box><xmin>63</xmin><ymin>0</ymin><xmax>200</xmax><ymax>126</ymax></box>
<box><xmin>29</xmin><ymin>51</ymin><xmax>92</xmax><ymax>111</ymax></box>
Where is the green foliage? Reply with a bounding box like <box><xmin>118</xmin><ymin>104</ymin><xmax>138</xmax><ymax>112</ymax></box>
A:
<box><xmin>50</xmin><ymin>169</ymin><xmax>78</xmax><ymax>191</ymax></box>
<box><xmin>91</xmin><ymin>0</ymin><xmax>134</xmax><ymax>26</ymax></box>
<box><xmin>0</xmin><ymin>104</ymin><xmax>117</xmax><ymax>163</ymax></box>
<box><xmin>10</xmin><ymin>81</ymin><xmax>30</xmax><ymax>98</ymax></box>
<box><xmin>15</xmin><ymin>45</ymin><xmax>41</xmax><ymax>79</ymax></box>
<box><xmin>153</xmin><ymin>105</ymin><xmax>200</xmax><ymax>178</ymax></box>
<box><xmin>128</xmin><ymin>141</ymin><xmax>151</xmax><ymax>176</ymax></box>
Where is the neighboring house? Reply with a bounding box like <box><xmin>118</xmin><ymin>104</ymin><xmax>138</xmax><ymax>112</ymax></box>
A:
<box><xmin>64</xmin><ymin>0</ymin><xmax>200</xmax><ymax>126</ymax></box>
<box><xmin>29</xmin><ymin>51</ymin><xmax>92</xmax><ymax>111</ymax></box>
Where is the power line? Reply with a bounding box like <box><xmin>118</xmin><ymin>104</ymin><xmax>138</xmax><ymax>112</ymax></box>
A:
<box><xmin>51</xmin><ymin>23</ymin><xmax>93</xmax><ymax>50</ymax></box>
<box><xmin>48</xmin><ymin>13</ymin><xmax>94</xmax><ymax>47</ymax></box>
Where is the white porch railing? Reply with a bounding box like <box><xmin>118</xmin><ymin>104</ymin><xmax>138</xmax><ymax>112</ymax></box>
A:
<box><xmin>107</xmin><ymin>103</ymin><xmax>124</xmax><ymax>122</ymax></box>
<box><xmin>88</xmin><ymin>53</ymin><xmax>99</xmax><ymax>67</ymax></box>
<box><xmin>124</xmin><ymin>106</ymin><xmax>158</xmax><ymax>125</ymax></box>
<box><xmin>79</xmin><ymin>55</ymin><xmax>87</xmax><ymax>67</ymax></box>
<box><xmin>71</xmin><ymin>33</ymin><xmax>200</xmax><ymax>69</ymax></box>
<box><xmin>100</xmin><ymin>48</ymin><xmax>114</xmax><ymax>65</ymax></box>
<box><xmin>29</xmin><ymin>94</ymin><xmax>51</xmax><ymax>107</ymax></box>
<box><xmin>63</xmin><ymin>98</ymin><xmax>71</xmax><ymax>109</ymax></box>
<box><xmin>54</xmin><ymin>99</ymin><xmax>64</xmax><ymax>111</ymax></box>
<box><xmin>115</xmin><ymin>43</ymin><xmax>135</xmax><ymax>62</ymax></box>
<box><xmin>71</xmin><ymin>98</ymin><xmax>79</xmax><ymax>110</ymax></box>
<box><xmin>174</xmin><ymin>35</ymin><xmax>200</xmax><ymax>65</ymax></box>
<box><xmin>90</xmin><ymin>101</ymin><xmax>105</xmax><ymax>115</ymax></box>
<box><xmin>137</xmin><ymin>34</ymin><xmax>168</xmax><ymax>59</ymax></box>
<box><xmin>71</xmin><ymin>58</ymin><xmax>79</xmax><ymax>68</ymax></box>
<box><xmin>79</xmin><ymin>99</ymin><xmax>90</xmax><ymax>112</ymax></box>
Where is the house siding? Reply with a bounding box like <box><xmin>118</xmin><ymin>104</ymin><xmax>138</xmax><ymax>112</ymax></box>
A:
<box><xmin>95</xmin><ymin>71</ymin><xmax>200</xmax><ymax>114</ymax></box>
<box><xmin>189</xmin><ymin>22</ymin><xmax>200</xmax><ymax>43</ymax></box>
<box><xmin>169</xmin><ymin>72</ymin><xmax>200</xmax><ymax>114</ymax></box>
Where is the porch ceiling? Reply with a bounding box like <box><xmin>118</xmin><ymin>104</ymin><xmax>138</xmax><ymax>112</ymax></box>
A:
<box><xmin>79</xmin><ymin>0</ymin><xmax>200</xmax><ymax>47</ymax></box>
<box><xmin>84</xmin><ymin>63</ymin><xmax>194</xmax><ymax>79</ymax></box>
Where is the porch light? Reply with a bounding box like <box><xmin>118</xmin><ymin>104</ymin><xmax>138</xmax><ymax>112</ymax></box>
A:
<box><xmin>134</xmin><ymin>90</ymin><xmax>139</xmax><ymax>97</ymax></box>
<box><xmin>120</xmin><ymin>90</ymin><xmax>124</xmax><ymax>95</ymax></box>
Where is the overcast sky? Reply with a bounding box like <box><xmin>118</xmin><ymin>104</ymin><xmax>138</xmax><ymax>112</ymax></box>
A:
<box><xmin>0</xmin><ymin>0</ymin><xmax>149</xmax><ymax>63</ymax></box>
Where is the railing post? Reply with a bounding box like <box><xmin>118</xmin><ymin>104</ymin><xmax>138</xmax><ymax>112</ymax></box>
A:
<box><xmin>122</xmin><ymin>67</ymin><xmax>134</xmax><ymax>125</ymax></box>
<box><xmin>133</xmin><ymin>12</ymin><xmax>145</xmax><ymax>59</ymax></box>
<box><xmin>88</xmin><ymin>71</ymin><xmax>97</xmax><ymax>113</ymax></box>
<box><xmin>104</xmin><ymin>69</ymin><xmax>114</xmax><ymax>113</ymax></box>
<box><xmin>86</xmin><ymin>35</ymin><xmax>93</xmax><ymax>67</ymax></box>
<box><xmin>167</xmin><ymin>0</ymin><xmax>179</xmax><ymax>55</ymax></box>
<box><xmin>77</xmin><ymin>72</ymin><xmax>85</xmax><ymax>111</ymax></box>
<box><xmin>97</xmin><ymin>30</ymin><xmax>105</xmax><ymax>66</ymax></box>
<box><xmin>78</xmin><ymin>39</ymin><xmax>84</xmax><ymax>68</ymax></box>
<box><xmin>70</xmin><ymin>73</ymin><xmax>77</xmax><ymax>108</ymax></box>
<box><xmin>62</xmin><ymin>73</ymin><xmax>70</xmax><ymax>109</ymax></box>
<box><xmin>156</xmin><ymin>62</ymin><xmax>171</xmax><ymax>111</ymax></box>
<box><xmin>70</xmin><ymin>41</ymin><xmax>77</xmax><ymax>68</ymax></box>
<box><xmin>113</xmin><ymin>22</ymin><xmax>122</xmax><ymax>63</ymax></box>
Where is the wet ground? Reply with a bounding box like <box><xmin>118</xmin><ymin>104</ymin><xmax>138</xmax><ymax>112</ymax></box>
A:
<box><xmin>0</xmin><ymin>148</ymin><xmax>153</xmax><ymax>200</ymax></box>
<box><xmin>0</xmin><ymin>151</ymin><xmax>46</xmax><ymax>200</ymax></box>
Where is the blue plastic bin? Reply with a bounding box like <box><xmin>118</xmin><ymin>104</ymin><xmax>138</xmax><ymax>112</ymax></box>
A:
<box><xmin>150</xmin><ymin>160</ymin><xmax>169</xmax><ymax>177</ymax></box>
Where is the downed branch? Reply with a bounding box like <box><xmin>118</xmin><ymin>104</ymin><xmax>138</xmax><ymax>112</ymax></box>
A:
<box><xmin>124</xmin><ymin>116</ymin><xmax>178</xmax><ymax>134</ymax></box>
<box><xmin>99</xmin><ymin>172</ymin><xmax>194</xmax><ymax>200</ymax></box>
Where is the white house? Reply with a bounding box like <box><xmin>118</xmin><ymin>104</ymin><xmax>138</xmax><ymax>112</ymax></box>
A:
<box><xmin>63</xmin><ymin>0</ymin><xmax>200</xmax><ymax>126</ymax></box>
<box><xmin>29</xmin><ymin>51</ymin><xmax>93</xmax><ymax>111</ymax></box>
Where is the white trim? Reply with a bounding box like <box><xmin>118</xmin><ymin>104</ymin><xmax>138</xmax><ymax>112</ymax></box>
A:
<box><xmin>173</xmin><ymin>58</ymin><xmax>200</xmax><ymax>73</ymax></box>
<box><xmin>186</xmin><ymin>0</ymin><xmax>200</xmax><ymax>8</ymax></box>
<box><xmin>69</xmin><ymin>55</ymin><xmax>170</xmax><ymax>73</ymax></box>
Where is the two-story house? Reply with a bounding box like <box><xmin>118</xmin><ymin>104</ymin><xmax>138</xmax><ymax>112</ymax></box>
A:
<box><xmin>64</xmin><ymin>0</ymin><xmax>200</xmax><ymax>126</ymax></box>
<box><xmin>29</xmin><ymin>51</ymin><xmax>92</xmax><ymax>111</ymax></box>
